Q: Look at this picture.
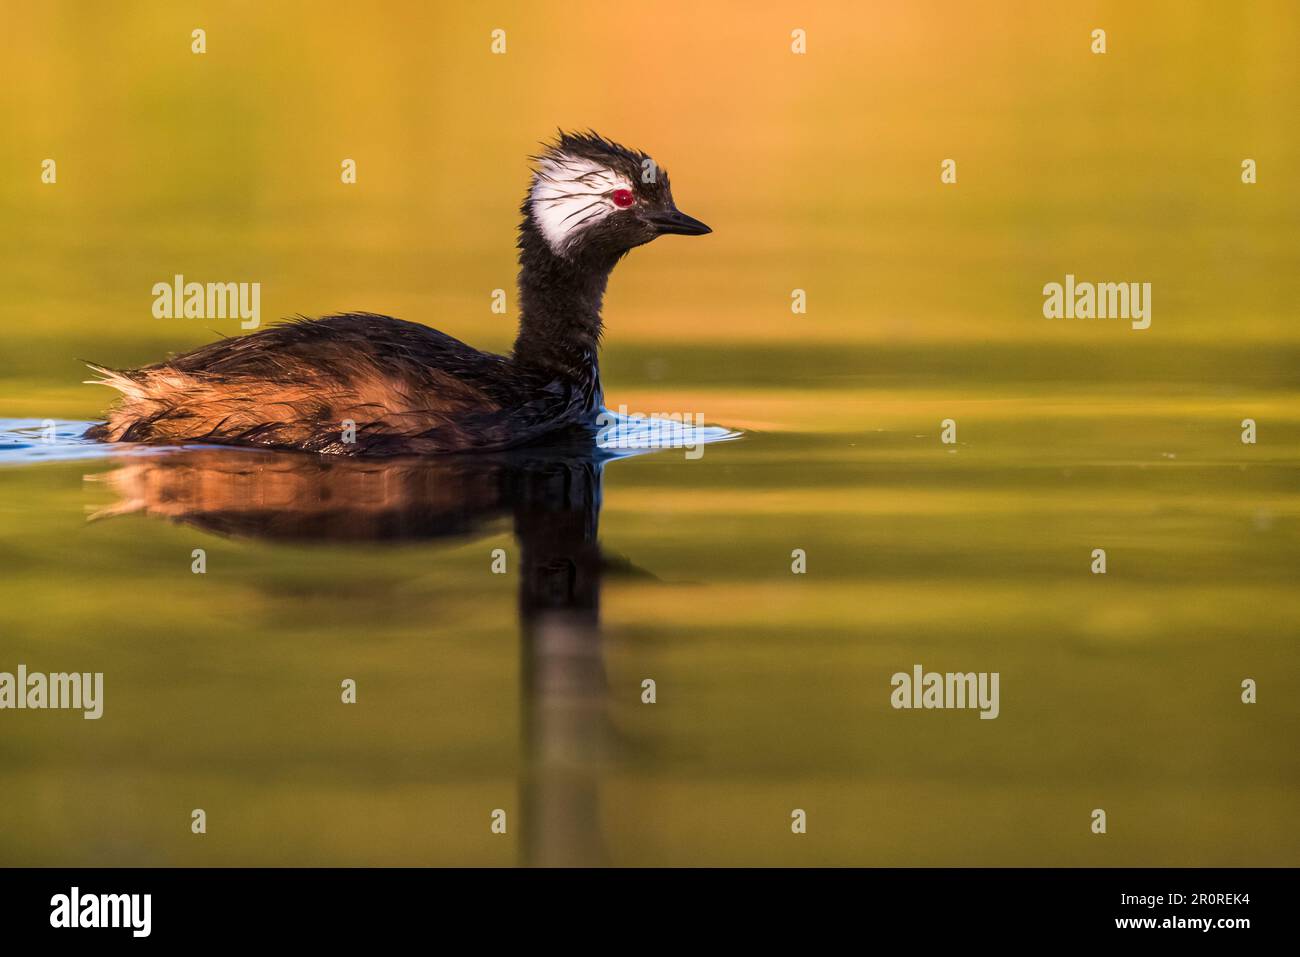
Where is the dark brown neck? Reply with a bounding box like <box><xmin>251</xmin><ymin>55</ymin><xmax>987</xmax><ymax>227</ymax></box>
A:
<box><xmin>510</xmin><ymin>218</ymin><xmax>617</xmax><ymax>383</ymax></box>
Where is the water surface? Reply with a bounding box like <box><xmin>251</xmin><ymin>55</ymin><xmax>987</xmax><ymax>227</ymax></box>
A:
<box><xmin>1</xmin><ymin>381</ymin><xmax>1295</xmax><ymax>866</ymax></box>
<box><xmin>1</xmin><ymin>0</ymin><xmax>1297</xmax><ymax>866</ymax></box>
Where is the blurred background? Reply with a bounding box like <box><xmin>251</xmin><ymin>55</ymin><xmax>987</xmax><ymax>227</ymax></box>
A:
<box><xmin>0</xmin><ymin>0</ymin><xmax>1296</xmax><ymax>865</ymax></box>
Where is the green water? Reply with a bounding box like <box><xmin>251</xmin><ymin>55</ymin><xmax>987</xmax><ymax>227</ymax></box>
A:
<box><xmin>1</xmin><ymin>358</ymin><xmax>1296</xmax><ymax>866</ymax></box>
<box><xmin>1</xmin><ymin>0</ymin><xmax>1298</xmax><ymax>866</ymax></box>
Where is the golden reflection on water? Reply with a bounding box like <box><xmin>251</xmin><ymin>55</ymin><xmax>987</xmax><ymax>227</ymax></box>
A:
<box><xmin>0</xmin><ymin>1</ymin><xmax>1297</xmax><ymax>865</ymax></box>
<box><xmin>92</xmin><ymin>447</ymin><xmax>620</xmax><ymax>867</ymax></box>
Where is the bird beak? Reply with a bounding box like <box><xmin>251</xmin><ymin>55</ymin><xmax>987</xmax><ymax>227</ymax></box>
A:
<box><xmin>646</xmin><ymin>208</ymin><xmax>712</xmax><ymax>236</ymax></box>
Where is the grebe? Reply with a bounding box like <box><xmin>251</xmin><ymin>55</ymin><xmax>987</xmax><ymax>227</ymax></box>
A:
<box><xmin>85</xmin><ymin>131</ymin><xmax>711</xmax><ymax>456</ymax></box>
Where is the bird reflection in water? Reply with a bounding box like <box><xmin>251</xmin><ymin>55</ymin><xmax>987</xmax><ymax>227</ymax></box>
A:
<box><xmin>89</xmin><ymin>440</ymin><xmax>626</xmax><ymax>866</ymax></box>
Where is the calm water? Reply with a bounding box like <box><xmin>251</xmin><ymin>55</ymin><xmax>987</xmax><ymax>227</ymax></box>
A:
<box><xmin>1</xmin><ymin>1</ymin><xmax>1298</xmax><ymax>866</ymax></box>
<box><xmin>1</xmin><ymin>366</ymin><xmax>1296</xmax><ymax>866</ymax></box>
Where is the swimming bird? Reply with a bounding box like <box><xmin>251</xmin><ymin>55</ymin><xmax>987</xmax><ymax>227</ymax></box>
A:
<box><xmin>85</xmin><ymin>131</ymin><xmax>711</xmax><ymax>455</ymax></box>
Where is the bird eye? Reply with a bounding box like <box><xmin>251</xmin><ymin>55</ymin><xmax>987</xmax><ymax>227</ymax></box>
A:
<box><xmin>610</xmin><ymin>188</ymin><xmax>635</xmax><ymax>209</ymax></box>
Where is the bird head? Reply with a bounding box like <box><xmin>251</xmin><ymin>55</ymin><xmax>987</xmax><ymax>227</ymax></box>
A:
<box><xmin>524</xmin><ymin>130</ymin><xmax>711</xmax><ymax>263</ymax></box>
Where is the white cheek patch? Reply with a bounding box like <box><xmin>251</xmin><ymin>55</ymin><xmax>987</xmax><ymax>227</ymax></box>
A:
<box><xmin>529</xmin><ymin>154</ymin><xmax>633</xmax><ymax>254</ymax></box>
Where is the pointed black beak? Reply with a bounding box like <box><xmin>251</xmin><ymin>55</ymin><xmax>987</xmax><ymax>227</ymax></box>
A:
<box><xmin>646</xmin><ymin>208</ymin><xmax>712</xmax><ymax>237</ymax></box>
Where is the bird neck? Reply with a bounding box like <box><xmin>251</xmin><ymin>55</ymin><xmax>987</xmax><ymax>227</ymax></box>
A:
<box><xmin>510</xmin><ymin>217</ymin><xmax>618</xmax><ymax>383</ymax></box>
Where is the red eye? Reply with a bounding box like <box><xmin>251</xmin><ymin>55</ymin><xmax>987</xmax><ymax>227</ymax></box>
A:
<box><xmin>610</xmin><ymin>188</ymin><xmax>635</xmax><ymax>208</ymax></box>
